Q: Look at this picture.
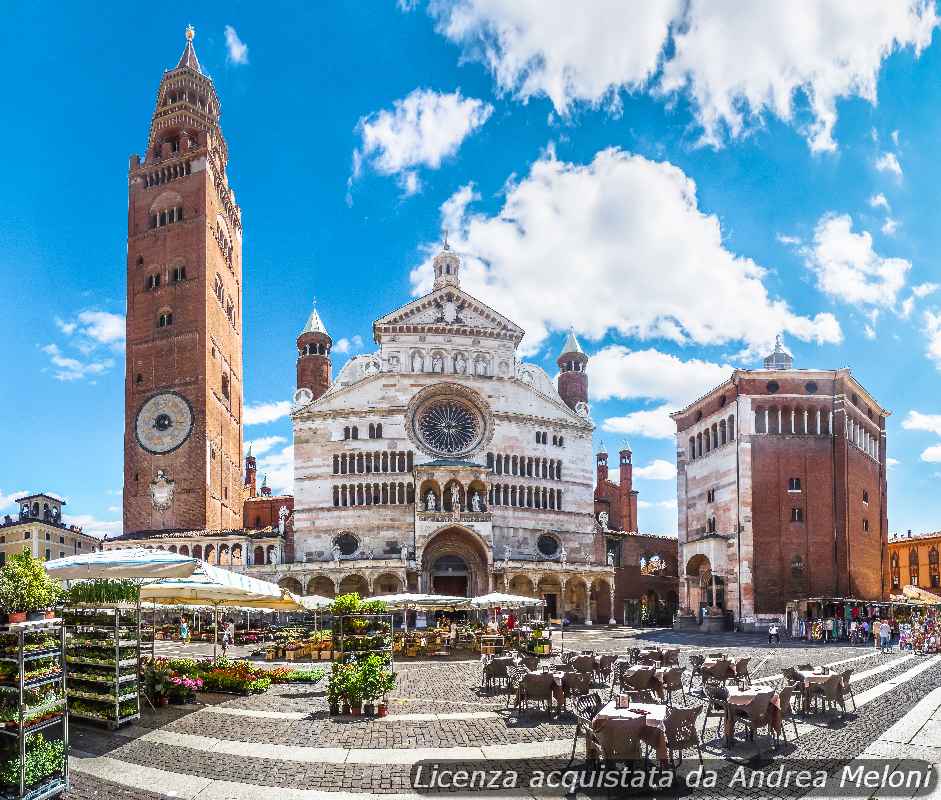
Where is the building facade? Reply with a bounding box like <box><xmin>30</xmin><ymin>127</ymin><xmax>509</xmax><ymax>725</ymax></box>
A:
<box><xmin>123</xmin><ymin>27</ymin><xmax>244</xmax><ymax>535</ymax></box>
<box><xmin>887</xmin><ymin>530</ymin><xmax>941</xmax><ymax>595</ymax></box>
<box><xmin>594</xmin><ymin>446</ymin><xmax>679</xmax><ymax>625</ymax></box>
<box><xmin>278</xmin><ymin>246</ymin><xmax>615</xmax><ymax>620</ymax></box>
<box><xmin>672</xmin><ymin>339</ymin><xmax>889</xmax><ymax>630</ymax></box>
<box><xmin>1</xmin><ymin>494</ymin><xmax>99</xmax><ymax>565</ymax></box>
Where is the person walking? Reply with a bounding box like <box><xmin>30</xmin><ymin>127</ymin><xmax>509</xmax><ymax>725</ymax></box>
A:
<box><xmin>872</xmin><ymin>619</ymin><xmax>882</xmax><ymax>649</ymax></box>
<box><xmin>768</xmin><ymin>620</ymin><xmax>780</xmax><ymax>645</ymax></box>
<box><xmin>179</xmin><ymin>615</ymin><xmax>189</xmax><ymax>645</ymax></box>
<box><xmin>881</xmin><ymin>619</ymin><xmax>892</xmax><ymax>653</ymax></box>
<box><xmin>221</xmin><ymin>618</ymin><xmax>232</xmax><ymax>657</ymax></box>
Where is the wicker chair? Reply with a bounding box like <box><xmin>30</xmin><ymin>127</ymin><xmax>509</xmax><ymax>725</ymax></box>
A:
<box><xmin>521</xmin><ymin>655</ymin><xmax>539</xmax><ymax>672</ymax></box>
<box><xmin>662</xmin><ymin>667</ymin><xmax>686</xmax><ymax>706</ymax></box>
<box><xmin>592</xmin><ymin>715</ymin><xmax>646</xmax><ymax>762</ymax></box>
<box><xmin>730</xmin><ymin>693</ymin><xmax>773</xmax><ymax>756</ymax></box>
<box><xmin>567</xmin><ymin>692</ymin><xmax>602</xmax><ymax>767</ymax></box>
<box><xmin>662</xmin><ymin>649</ymin><xmax>680</xmax><ymax>667</ymax></box>
<box><xmin>524</xmin><ymin>672</ymin><xmax>557</xmax><ymax>715</ymax></box>
<box><xmin>573</xmin><ymin>654</ymin><xmax>596</xmax><ymax>676</ymax></box>
<box><xmin>664</xmin><ymin>704</ymin><xmax>703</xmax><ymax>766</ymax></box>
<box><xmin>626</xmin><ymin>647</ymin><xmax>640</xmax><ymax>665</ymax></box>
<box><xmin>563</xmin><ymin>670</ymin><xmax>592</xmax><ymax>702</ymax></box>
<box><xmin>597</xmin><ymin>653</ymin><xmax>618</xmax><ymax>682</ymax></box>
<box><xmin>776</xmin><ymin>685</ymin><xmax>799</xmax><ymax>742</ymax></box>
<box><xmin>796</xmin><ymin>663</ymin><xmax>813</xmax><ymax>672</ymax></box>
<box><xmin>621</xmin><ymin>689</ymin><xmax>657</xmax><ymax>703</ymax></box>
<box><xmin>506</xmin><ymin>665</ymin><xmax>528</xmax><ymax>709</ymax></box>
<box><xmin>620</xmin><ymin>667</ymin><xmax>654</xmax><ymax>693</ymax></box>
<box><xmin>811</xmin><ymin>675</ymin><xmax>846</xmax><ymax>719</ymax></box>
<box><xmin>701</xmin><ymin>684</ymin><xmax>729</xmax><ymax>742</ymax></box>
<box><xmin>839</xmin><ymin>669</ymin><xmax>856</xmax><ymax>711</ymax></box>
<box><xmin>483</xmin><ymin>657</ymin><xmax>511</xmax><ymax>691</ymax></box>
<box><xmin>734</xmin><ymin>657</ymin><xmax>752</xmax><ymax>686</ymax></box>
<box><xmin>688</xmin><ymin>654</ymin><xmax>706</xmax><ymax>693</ymax></box>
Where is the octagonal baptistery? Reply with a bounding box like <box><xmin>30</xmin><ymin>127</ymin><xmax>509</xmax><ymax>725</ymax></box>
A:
<box><xmin>290</xmin><ymin>244</ymin><xmax>604</xmax><ymax>600</ymax></box>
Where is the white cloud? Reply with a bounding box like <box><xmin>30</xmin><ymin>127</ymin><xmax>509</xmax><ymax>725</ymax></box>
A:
<box><xmin>921</xmin><ymin>444</ymin><xmax>941</xmax><ymax>463</ymax></box>
<box><xmin>333</xmin><ymin>335</ymin><xmax>364</xmax><ymax>355</ymax></box>
<box><xmin>776</xmin><ymin>234</ymin><xmax>801</xmax><ymax>246</ymax></box>
<box><xmin>913</xmin><ymin>283</ymin><xmax>939</xmax><ymax>299</ymax></box>
<box><xmin>411</xmin><ymin>148</ymin><xmax>841</xmax><ymax>355</ymax></box>
<box><xmin>431</xmin><ymin>0</ymin><xmax>938</xmax><ymax>152</ymax></box>
<box><xmin>107</xmin><ymin>505</ymin><xmax>119</xmax><ymax>513</ymax></box>
<box><xmin>891</xmin><ymin>129</ymin><xmax>901</xmax><ymax>146</ymax></box>
<box><xmin>224</xmin><ymin>25</ymin><xmax>249</xmax><ymax>65</ymax></box>
<box><xmin>875</xmin><ymin>152</ymin><xmax>903</xmax><ymax>177</ymax></box>
<box><xmin>882</xmin><ymin>217</ymin><xmax>900</xmax><ymax>236</ymax></box>
<box><xmin>41</xmin><ymin>344</ymin><xmax>114</xmax><ymax>382</ymax></box>
<box><xmin>0</xmin><ymin>490</ymin><xmax>29</xmax><ymax>510</ymax></box>
<box><xmin>923</xmin><ymin>311</ymin><xmax>941</xmax><ymax>370</ymax></box>
<box><xmin>243</xmin><ymin>400</ymin><xmax>292</xmax><ymax>426</ymax></box>
<box><xmin>802</xmin><ymin>213</ymin><xmax>909</xmax><ymax>309</ymax></box>
<box><xmin>887</xmin><ymin>457</ymin><xmax>900</xmax><ymax>468</ymax></box>
<box><xmin>432</xmin><ymin>1</ymin><xmax>680</xmax><ymax>114</ymax></box>
<box><xmin>257</xmin><ymin>445</ymin><xmax>294</xmax><ymax>495</ymax></box>
<box><xmin>352</xmin><ymin>89</ymin><xmax>492</xmax><ymax>194</ymax></box>
<box><xmin>863</xmin><ymin>324</ymin><xmax>877</xmax><ymax>340</ymax></box>
<box><xmin>902</xmin><ymin>410</ymin><xmax>941</xmax><ymax>436</ymax></box>
<box><xmin>73</xmin><ymin>311</ymin><xmax>125</xmax><ymax>348</ymax></box>
<box><xmin>869</xmin><ymin>193</ymin><xmax>890</xmax><ymax>211</ymax></box>
<box><xmin>633</xmin><ymin>459</ymin><xmax>677</xmax><ymax>481</ymax></box>
<box><xmin>64</xmin><ymin>514</ymin><xmax>121</xmax><ymax>539</ymax></box>
<box><xmin>245</xmin><ymin>435</ymin><xmax>287</xmax><ymax>457</ymax></box>
<box><xmin>593</xmin><ymin>346</ymin><xmax>735</xmax><ymax>440</ymax></box>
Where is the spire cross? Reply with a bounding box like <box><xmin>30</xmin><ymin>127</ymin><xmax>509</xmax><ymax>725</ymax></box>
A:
<box><xmin>185</xmin><ymin>24</ymin><xmax>195</xmax><ymax>41</ymax></box>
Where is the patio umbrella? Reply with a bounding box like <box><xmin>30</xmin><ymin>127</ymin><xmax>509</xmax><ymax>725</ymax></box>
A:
<box><xmin>374</xmin><ymin>592</ymin><xmax>470</xmax><ymax>633</ymax></box>
<box><xmin>470</xmin><ymin>592</ymin><xmax>544</xmax><ymax>610</ymax></box>
<box><xmin>141</xmin><ymin>562</ymin><xmax>302</xmax><ymax>659</ymax></box>
<box><xmin>44</xmin><ymin>547</ymin><xmax>199</xmax><ymax>581</ymax></box>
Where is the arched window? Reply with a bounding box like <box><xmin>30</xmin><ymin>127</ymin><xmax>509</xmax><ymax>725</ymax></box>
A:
<box><xmin>728</xmin><ymin>415</ymin><xmax>735</xmax><ymax>440</ymax></box>
<box><xmin>891</xmin><ymin>552</ymin><xmax>900</xmax><ymax>588</ymax></box>
<box><xmin>344</xmin><ymin>426</ymin><xmax>350</xmax><ymax>440</ymax></box>
<box><xmin>930</xmin><ymin>547</ymin><xmax>940</xmax><ymax>588</ymax></box>
<box><xmin>688</xmin><ymin>437</ymin><xmax>695</xmax><ymax>459</ymax></box>
<box><xmin>352</xmin><ymin>426</ymin><xmax>359</xmax><ymax>440</ymax></box>
<box><xmin>376</xmin><ymin>423</ymin><xmax>383</xmax><ymax>439</ymax></box>
<box><xmin>157</xmin><ymin>310</ymin><xmax>173</xmax><ymax>328</ymax></box>
<box><xmin>221</xmin><ymin>373</ymin><xmax>230</xmax><ymax>399</ymax></box>
<box><xmin>791</xmin><ymin>555</ymin><xmax>804</xmax><ymax>576</ymax></box>
<box><xmin>910</xmin><ymin>548</ymin><xmax>920</xmax><ymax>585</ymax></box>
<box><xmin>368</xmin><ymin>423</ymin><xmax>375</xmax><ymax>439</ymax></box>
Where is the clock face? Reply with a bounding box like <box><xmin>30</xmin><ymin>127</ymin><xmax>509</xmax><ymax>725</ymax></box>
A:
<box><xmin>135</xmin><ymin>392</ymin><xmax>194</xmax><ymax>455</ymax></box>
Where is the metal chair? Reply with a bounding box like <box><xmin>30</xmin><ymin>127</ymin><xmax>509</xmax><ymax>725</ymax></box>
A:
<box><xmin>505</xmin><ymin>664</ymin><xmax>528</xmax><ymax>708</ymax></box>
<box><xmin>620</xmin><ymin>667</ymin><xmax>654</xmax><ymax>693</ymax></box>
<box><xmin>664</xmin><ymin>705</ymin><xmax>703</xmax><ymax>765</ymax></box>
<box><xmin>626</xmin><ymin>647</ymin><xmax>640</xmax><ymax>665</ymax></box>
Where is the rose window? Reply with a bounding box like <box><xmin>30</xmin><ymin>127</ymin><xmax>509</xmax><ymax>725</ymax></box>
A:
<box><xmin>416</xmin><ymin>400</ymin><xmax>480</xmax><ymax>455</ymax></box>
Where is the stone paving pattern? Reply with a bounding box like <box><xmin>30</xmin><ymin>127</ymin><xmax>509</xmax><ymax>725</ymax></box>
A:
<box><xmin>64</xmin><ymin>628</ymin><xmax>941</xmax><ymax>798</ymax></box>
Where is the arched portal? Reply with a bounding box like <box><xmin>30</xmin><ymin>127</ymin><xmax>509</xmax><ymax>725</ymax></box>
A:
<box><xmin>339</xmin><ymin>574</ymin><xmax>369</xmax><ymax>597</ymax></box>
<box><xmin>279</xmin><ymin>577</ymin><xmax>302</xmax><ymax>595</ymax></box>
<box><xmin>420</xmin><ymin>527</ymin><xmax>490</xmax><ymax>596</ymax></box>
<box><xmin>308</xmin><ymin>576</ymin><xmax>335</xmax><ymax>597</ymax></box>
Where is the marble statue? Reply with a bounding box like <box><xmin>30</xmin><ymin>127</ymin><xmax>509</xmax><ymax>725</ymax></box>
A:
<box><xmin>432</xmin><ymin>354</ymin><xmax>443</xmax><ymax>373</ymax></box>
<box><xmin>412</xmin><ymin>352</ymin><xmax>424</xmax><ymax>372</ymax></box>
<box><xmin>607</xmin><ymin>551</ymin><xmax>615</xmax><ymax>567</ymax></box>
<box><xmin>455</xmin><ymin>353</ymin><xmax>466</xmax><ymax>374</ymax></box>
<box><xmin>278</xmin><ymin>505</ymin><xmax>289</xmax><ymax>535</ymax></box>
<box><xmin>598</xmin><ymin>511</ymin><xmax>609</xmax><ymax>531</ymax></box>
<box><xmin>470</xmin><ymin>492</ymin><xmax>482</xmax><ymax>512</ymax></box>
<box><xmin>450</xmin><ymin>484</ymin><xmax>461</xmax><ymax>512</ymax></box>
<box><xmin>332</xmin><ymin>544</ymin><xmax>341</xmax><ymax>564</ymax></box>
<box><xmin>559</xmin><ymin>546</ymin><xmax>567</xmax><ymax>566</ymax></box>
<box><xmin>400</xmin><ymin>543</ymin><xmax>409</xmax><ymax>563</ymax></box>
<box><xmin>425</xmin><ymin>491</ymin><xmax>437</xmax><ymax>511</ymax></box>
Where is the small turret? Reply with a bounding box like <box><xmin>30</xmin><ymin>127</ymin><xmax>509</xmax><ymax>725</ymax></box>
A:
<box><xmin>260</xmin><ymin>474</ymin><xmax>272</xmax><ymax>497</ymax></box>
<box><xmin>432</xmin><ymin>238</ymin><xmax>461</xmax><ymax>290</ymax></box>
<box><xmin>557</xmin><ymin>328</ymin><xmax>589</xmax><ymax>411</ymax></box>
<box><xmin>596</xmin><ymin>445</ymin><xmax>609</xmax><ymax>484</ymax></box>
<box><xmin>763</xmin><ymin>334</ymin><xmax>793</xmax><ymax>370</ymax></box>
<box><xmin>618</xmin><ymin>443</ymin><xmax>637</xmax><ymax>533</ymax></box>
<box><xmin>244</xmin><ymin>445</ymin><xmax>257</xmax><ymax>498</ymax></box>
<box><xmin>297</xmin><ymin>304</ymin><xmax>332</xmax><ymax>401</ymax></box>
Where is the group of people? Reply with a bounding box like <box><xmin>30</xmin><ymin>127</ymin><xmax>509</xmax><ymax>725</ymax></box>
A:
<box><xmin>850</xmin><ymin>617</ymin><xmax>896</xmax><ymax>651</ymax></box>
<box><xmin>177</xmin><ymin>615</ymin><xmax>236</xmax><ymax>654</ymax></box>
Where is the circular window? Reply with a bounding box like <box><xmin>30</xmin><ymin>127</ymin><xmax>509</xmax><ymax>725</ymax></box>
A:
<box><xmin>418</xmin><ymin>400</ymin><xmax>480</xmax><ymax>454</ymax></box>
<box><xmin>766</xmin><ymin>381</ymin><xmax>780</xmax><ymax>393</ymax></box>
<box><xmin>333</xmin><ymin>533</ymin><xmax>358</xmax><ymax>557</ymax></box>
<box><xmin>537</xmin><ymin>534</ymin><xmax>560</xmax><ymax>557</ymax></box>
<box><xmin>406</xmin><ymin>384</ymin><xmax>493</xmax><ymax>458</ymax></box>
<box><xmin>804</xmin><ymin>381</ymin><xmax>818</xmax><ymax>394</ymax></box>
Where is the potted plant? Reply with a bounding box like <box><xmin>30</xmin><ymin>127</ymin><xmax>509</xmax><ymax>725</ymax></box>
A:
<box><xmin>376</xmin><ymin>671</ymin><xmax>396</xmax><ymax>717</ymax></box>
<box><xmin>326</xmin><ymin>664</ymin><xmax>348</xmax><ymax>715</ymax></box>
<box><xmin>0</xmin><ymin>549</ymin><xmax>62</xmax><ymax>623</ymax></box>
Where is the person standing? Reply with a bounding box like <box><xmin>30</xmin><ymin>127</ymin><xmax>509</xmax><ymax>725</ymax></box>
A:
<box><xmin>872</xmin><ymin>619</ymin><xmax>882</xmax><ymax>649</ymax></box>
<box><xmin>179</xmin><ymin>615</ymin><xmax>189</xmax><ymax>645</ymax></box>
<box><xmin>881</xmin><ymin>619</ymin><xmax>892</xmax><ymax>653</ymax></box>
<box><xmin>768</xmin><ymin>621</ymin><xmax>780</xmax><ymax>645</ymax></box>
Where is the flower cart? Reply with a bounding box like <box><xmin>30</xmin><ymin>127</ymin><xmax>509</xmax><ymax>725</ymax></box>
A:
<box><xmin>0</xmin><ymin>619</ymin><xmax>68</xmax><ymax>800</ymax></box>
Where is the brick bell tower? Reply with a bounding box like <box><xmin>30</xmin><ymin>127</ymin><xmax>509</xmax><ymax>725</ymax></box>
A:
<box><xmin>296</xmin><ymin>306</ymin><xmax>332</xmax><ymax>401</ymax></box>
<box><xmin>123</xmin><ymin>27</ymin><xmax>244</xmax><ymax>534</ymax></box>
<box><xmin>557</xmin><ymin>328</ymin><xmax>589</xmax><ymax>411</ymax></box>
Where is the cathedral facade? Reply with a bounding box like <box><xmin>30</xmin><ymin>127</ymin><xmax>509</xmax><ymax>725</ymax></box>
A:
<box><xmin>280</xmin><ymin>246</ymin><xmax>616</xmax><ymax>622</ymax></box>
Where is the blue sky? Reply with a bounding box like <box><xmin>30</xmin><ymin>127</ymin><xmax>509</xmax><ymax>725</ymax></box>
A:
<box><xmin>4</xmin><ymin>2</ymin><xmax>941</xmax><ymax>539</ymax></box>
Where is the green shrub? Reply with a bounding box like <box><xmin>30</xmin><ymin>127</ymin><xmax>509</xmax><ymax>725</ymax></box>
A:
<box><xmin>0</xmin><ymin>549</ymin><xmax>63</xmax><ymax>614</ymax></box>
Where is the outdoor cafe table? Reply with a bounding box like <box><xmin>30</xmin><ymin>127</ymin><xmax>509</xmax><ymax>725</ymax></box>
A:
<box><xmin>592</xmin><ymin>699</ymin><xmax>669</xmax><ymax>763</ymax></box>
<box><xmin>722</xmin><ymin>687</ymin><xmax>782</xmax><ymax>746</ymax></box>
<box><xmin>796</xmin><ymin>669</ymin><xmax>840</xmax><ymax>712</ymax></box>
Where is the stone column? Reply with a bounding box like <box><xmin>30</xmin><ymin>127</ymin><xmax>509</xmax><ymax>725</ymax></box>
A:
<box><xmin>559</xmin><ymin>578</ymin><xmax>566</xmax><ymax>621</ymax></box>
<box><xmin>585</xmin><ymin>583</ymin><xmax>593</xmax><ymax>626</ymax></box>
<box><xmin>609</xmin><ymin>585</ymin><xmax>616</xmax><ymax>625</ymax></box>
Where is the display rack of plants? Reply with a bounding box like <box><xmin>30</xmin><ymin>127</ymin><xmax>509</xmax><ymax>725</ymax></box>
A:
<box><xmin>332</xmin><ymin>606</ymin><xmax>395</xmax><ymax>716</ymax></box>
<box><xmin>0</xmin><ymin>620</ymin><xmax>68</xmax><ymax>800</ymax></box>
<box><xmin>62</xmin><ymin>604</ymin><xmax>140</xmax><ymax>730</ymax></box>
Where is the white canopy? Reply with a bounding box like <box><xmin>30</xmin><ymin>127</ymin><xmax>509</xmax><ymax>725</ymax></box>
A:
<box><xmin>297</xmin><ymin>594</ymin><xmax>333</xmax><ymax>611</ymax></box>
<box><xmin>140</xmin><ymin>562</ymin><xmax>301</xmax><ymax>610</ymax></box>
<box><xmin>43</xmin><ymin>547</ymin><xmax>199</xmax><ymax>581</ymax></box>
<box><xmin>373</xmin><ymin>592</ymin><xmax>470</xmax><ymax>611</ymax></box>
<box><xmin>470</xmin><ymin>592</ymin><xmax>545</xmax><ymax>610</ymax></box>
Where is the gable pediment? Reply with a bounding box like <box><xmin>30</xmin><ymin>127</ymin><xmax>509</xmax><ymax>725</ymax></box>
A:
<box><xmin>373</xmin><ymin>287</ymin><xmax>524</xmax><ymax>345</ymax></box>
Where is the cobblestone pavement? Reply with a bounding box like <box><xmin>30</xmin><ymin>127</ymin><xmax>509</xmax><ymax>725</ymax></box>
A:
<box><xmin>65</xmin><ymin>627</ymin><xmax>939</xmax><ymax>798</ymax></box>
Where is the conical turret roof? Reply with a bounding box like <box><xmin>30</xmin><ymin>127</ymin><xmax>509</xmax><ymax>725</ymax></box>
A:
<box><xmin>176</xmin><ymin>25</ymin><xmax>203</xmax><ymax>74</ymax></box>
<box><xmin>302</xmin><ymin>306</ymin><xmax>329</xmax><ymax>336</ymax></box>
<box><xmin>559</xmin><ymin>328</ymin><xmax>585</xmax><ymax>357</ymax></box>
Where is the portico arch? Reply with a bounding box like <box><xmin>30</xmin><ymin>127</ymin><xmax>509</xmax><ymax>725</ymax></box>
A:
<box><xmin>508</xmin><ymin>574</ymin><xmax>535</xmax><ymax>597</ymax></box>
<box><xmin>339</xmin><ymin>574</ymin><xmax>369</xmax><ymax>597</ymax></box>
<box><xmin>420</xmin><ymin>526</ymin><xmax>490</xmax><ymax>596</ymax></box>
<box><xmin>278</xmin><ymin>577</ymin><xmax>302</xmax><ymax>595</ymax></box>
<box><xmin>308</xmin><ymin>576</ymin><xmax>335</xmax><ymax>597</ymax></box>
<box><xmin>372</xmin><ymin>573</ymin><xmax>403</xmax><ymax>594</ymax></box>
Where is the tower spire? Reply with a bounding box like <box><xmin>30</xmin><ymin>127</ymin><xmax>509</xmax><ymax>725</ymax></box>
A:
<box><xmin>432</xmin><ymin>239</ymin><xmax>461</xmax><ymax>290</ymax></box>
<box><xmin>177</xmin><ymin>25</ymin><xmax>203</xmax><ymax>74</ymax></box>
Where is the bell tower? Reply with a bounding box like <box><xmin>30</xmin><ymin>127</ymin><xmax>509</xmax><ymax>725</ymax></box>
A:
<box><xmin>123</xmin><ymin>27</ymin><xmax>244</xmax><ymax>534</ymax></box>
<box><xmin>557</xmin><ymin>328</ymin><xmax>589</xmax><ymax>411</ymax></box>
<box><xmin>296</xmin><ymin>306</ymin><xmax>332</xmax><ymax>402</ymax></box>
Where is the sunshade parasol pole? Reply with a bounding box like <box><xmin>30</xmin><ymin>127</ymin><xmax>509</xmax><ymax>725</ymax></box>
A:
<box><xmin>213</xmin><ymin>604</ymin><xmax>219</xmax><ymax>662</ymax></box>
<box><xmin>152</xmin><ymin>601</ymin><xmax>157</xmax><ymax>661</ymax></box>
